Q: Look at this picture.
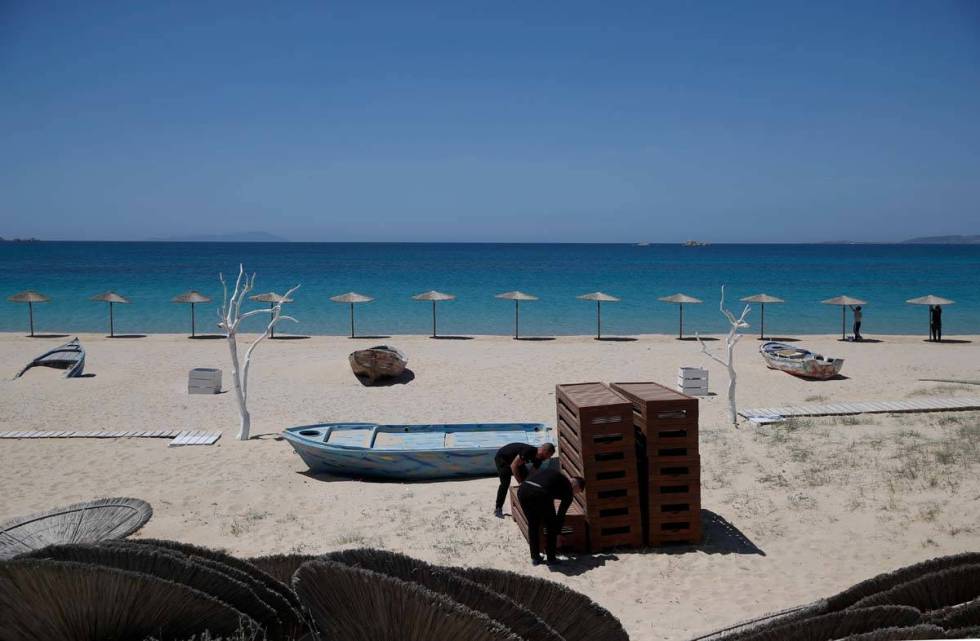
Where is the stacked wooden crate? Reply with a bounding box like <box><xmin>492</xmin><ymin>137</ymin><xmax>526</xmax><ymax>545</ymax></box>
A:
<box><xmin>556</xmin><ymin>382</ymin><xmax>643</xmax><ymax>551</ymax></box>
<box><xmin>188</xmin><ymin>368</ymin><xmax>222</xmax><ymax>395</ymax></box>
<box><xmin>677</xmin><ymin>367</ymin><xmax>709</xmax><ymax>396</ymax></box>
<box><xmin>610</xmin><ymin>382</ymin><xmax>702</xmax><ymax>546</ymax></box>
<box><xmin>508</xmin><ymin>486</ymin><xmax>589</xmax><ymax>553</ymax></box>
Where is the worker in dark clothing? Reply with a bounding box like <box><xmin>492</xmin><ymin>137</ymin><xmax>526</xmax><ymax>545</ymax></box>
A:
<box><xmin>517</xmin><ymin>468</ymin><xmax>586</xmax><ymax>565</ymax></box>
<box><xmin>932</xmin><ymin>305</ymin><xmax>943</xmax><ymax>342</ymax></box>
<box><xmin>494</xmin><ymin>442</ymin><xmax>555</xmax><ymax>517</ymax></box>
<box><xmin>850</xmin><ymin>305</ymin><xmax>863</xmax><ymax>341</ymax></box>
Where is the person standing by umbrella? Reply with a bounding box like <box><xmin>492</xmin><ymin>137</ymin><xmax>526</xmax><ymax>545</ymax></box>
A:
<box><xmin>906</xmin><ymin>295</ymin><xmax>954</xmax><ymax>342</ymax></box>
<box><xmin>932</xmin><ymin>305</ymin><xmax>943</xmax><ymax>342</ymax></box>
<box><xmin>850</xmin><ymin>305</ymin><xmax>863</xmax><ymax>341</ymax></box>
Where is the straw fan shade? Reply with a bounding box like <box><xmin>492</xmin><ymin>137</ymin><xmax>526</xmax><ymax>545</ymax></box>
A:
<box><xmin>740</xmin><ymin>293</ymin><xmax>785</xmax><ymax>340</ymax></box>
<box><xmin>821</xmin><ymin>295</ymin><xmax>867</xmax><ymax>340</ymax></box>
<box><xmin>577</xmin><ymin>292</ymin><xmax>620</xmax><ymax>340</ymax></box>
<box><xmin>496</xmin><ymin>291</ymin><xmax>539</xmax><ymax>339</ymax></box>
<box><xmin>293</xmin><ymin>560</ymin><xmax>522</xmax><ymax>641</ymax></box>
<box><xmin>0</xmin><ymin>497</ymin><xmax>152</xmax><ymax>560</ymax></box>
<box><xmin>325</xmin><ymin>548</ymin><xmax>563</xmax><ymax>641</ymax></box>
<box><xmin>658</xmin><ymin>293</ymin><xmax>703</xmax><ymax>339</ymax></box>
<box><xmin>413</xmin><ymin>290</ymin><xmax>456</xmax><ymax>338</ymax></box>
<box><xmin>0</xmin><ymin>559</ymin><xmax>250</xmax><ymax>641</ymax></box>
<box><xmin>7</xmin><ymin>290</ymin><xmax>50</xmax><ymax>337</ymax></box>
<box><xmin>906</xmin><ymin>295</ymin><xmax>955</xmax><ymax>306</ymax></box>
<box><xmin>330</xmin><ymin>292</ymin><xmax>375</xmax><ymax>338</ymax></box>
<box><xmin>249</xmin><ymin>292</ymin><xmax>294</xmax><ymax>338</ymax></box>
<box><xmin>89</xmin><ymin>291</ymin><xmax>131</xmax><ymax>337</ymax></box>
<box><xmin>172</xmin><ymin>290</ymin><xmax>212</xmax><ymax>337</ymax></box>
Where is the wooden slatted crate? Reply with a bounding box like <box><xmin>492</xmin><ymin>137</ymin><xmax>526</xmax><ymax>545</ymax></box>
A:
<box><xmin>610</xmin><ymin>381</ymin><xmax>698</xmax><ymax>437</ymax></box>
<box><xmin>509</xmin><ymin>486</ymin><xmax>590</xmax><ymax>553</ymax></box>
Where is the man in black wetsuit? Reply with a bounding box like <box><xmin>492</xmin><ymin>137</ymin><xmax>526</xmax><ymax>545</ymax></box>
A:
<box><xmin>494</xmin><ymin>442</ymin><xmax>555</xmax><ymax>518</ymax></box>
<box><xmin>517</xmin><ymin>467</ymin><xmax>586</xmax><ymax>566</ymax></box>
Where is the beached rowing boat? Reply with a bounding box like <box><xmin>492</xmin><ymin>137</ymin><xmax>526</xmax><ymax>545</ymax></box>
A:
<box><xmin>282</xmin><ymin>422</ymin><xmax>552</xmax><ymax>480</ymax></box>
<box><xmin>760</xmin><ymin>341</ymin><xmax>843</xmax><ymax>380</ymax></box>
<box><xmin>348</xmin><ymin>345</ymin><xmax>407</xmax><ymax>383</ymax></box>
<box><xmin>14</xmin><ymin>337</ymin><xmax>86</xmax><ymax>379</ymax></box>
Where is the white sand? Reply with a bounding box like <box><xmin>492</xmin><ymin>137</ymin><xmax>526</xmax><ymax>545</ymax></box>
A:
<box><xmin>1</xmin><ymin>332</ymin><xmax>979</xmax><ymax>640</ymax></box>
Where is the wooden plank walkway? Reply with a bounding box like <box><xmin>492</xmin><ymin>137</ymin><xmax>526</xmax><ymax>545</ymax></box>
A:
<box><xmin>740</xmin><ymin>397</ymin><xmax>980</xmax><ymax>420</ymax></box>
<box><xmin>0</xmin><ymin>430</ymin><xmax>221</xmax><ymax>446</ymax></box>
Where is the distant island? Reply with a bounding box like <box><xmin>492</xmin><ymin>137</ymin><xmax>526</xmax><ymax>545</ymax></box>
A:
<box><xmin>0</xmin><ymin>236</ymin><xmax>40</xmax><ymax>243</ymax></box>
<box><xmin>901</xmin><ymin>235</ymin><xmax>980</xmax><ymax>245</ymax></box>
<box><xmin>145</xmin><ymin>231</ymin><xmax>290</xmax><ymax>242</ymax></box>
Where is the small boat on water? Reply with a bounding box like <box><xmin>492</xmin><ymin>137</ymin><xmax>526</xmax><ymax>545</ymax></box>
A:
<box><xmin>760</xmin><ymin>341</ymin><xmax>843</xmax><ymax>380</ymax></box>
<box><xmin>349</xmin><ymin>345</ymin><xmax>407</xmax><ymax>383</ymax></box>
<box><xmin>283</xmin><ymin>422</ymin><xmax>552</xmax><ymax>480</ymax></box>
<box><xmin>15</xmin><ymin>338</ymin><xmax>85</xmax><ymax>379</ymax></box>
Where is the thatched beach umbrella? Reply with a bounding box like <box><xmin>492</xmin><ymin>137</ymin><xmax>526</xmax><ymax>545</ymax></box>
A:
<box><xmin>658</xmin><ymin>293</ymin><xmax>702</xmax><ymax>339</ymax></box>
<box><xmin>0</xmin><ymin>497</ymin><xmax>152</xmax><ymax>560</ymax></box>
<box><xmin>821</xmin><ymin>295</ymin><xmax>867</xmax><ymax>340</ymax></box>
<box><xmin>413</xmin><ymin>290</ymin><xmax>455</xmax><ymax>338</ymax></box>
<box><xmin>89</xmin><ymin>291</ymin><xmax>130</xmax><ymax>337</ymax></box>
<box><xmin>172</xmin><ymin>291</ymin><xmax>211</xmax><ymax>338</ymax></box>
<box><xmin>740</xmin><ymin>293</ymin><xmax>785</xmax><ymax>340</ymax></box>
<box><xmin>577</xmin><ymin>292</ymin><xmax>620</xmax><ymax>339</ymax></box>
<box><xmin>906</xmin><ymin>294</ymin><xmax>955</xmax><ymax>341</ymax></box>
<box><xmin>495</xmin><ymin>291</ymin><xmax>538</xmax><ymax>339</ymax></box>
<box><xmin>330</xmin><ymin>292</ymin><xmax>375</xmax><ymax>338</ymax></box>
<box><xmin>249</xmin><ymin>292</ymin><xmax>293</xmax><ymax>338</ymax></box>
<box><xmin>7</xmin><ymin>290</ymin><xmax>50</xmax><ymax>337</ymax></box>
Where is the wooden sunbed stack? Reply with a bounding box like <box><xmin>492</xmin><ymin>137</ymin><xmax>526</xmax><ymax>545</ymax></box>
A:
<box><xmin>555</xmin><ymin>382</ymin><xmax>644</xmax><ymax>551</ymax></box>
<box><xmin>508</xmin><ymin>485</ymin><xmax>589</xmax><ymax>553</ymax></box>
<box><xmin>611</xmin><ymin>382</ymin><xmax>702</xmax><ymax>546</ymax></box>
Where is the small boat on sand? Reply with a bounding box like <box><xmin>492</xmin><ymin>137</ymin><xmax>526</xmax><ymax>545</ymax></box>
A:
<box><xmin>15</xmin><ymin>338</ymin><xmax>86</xmax><ymax>379</ymax></box>
<box><xmin>349</xmin><ymin>346</ymin><xmax>407</xmax><ymax>383</ymax></box>
<box><xmin>283</xmin><ymin>422</ymin><xmax>552</xmax><ymax>480</ymax></box>
<box><xmin>760</xmin><ymin>341</ymin><xmax>843</xmax><ymax>380</ymax></box>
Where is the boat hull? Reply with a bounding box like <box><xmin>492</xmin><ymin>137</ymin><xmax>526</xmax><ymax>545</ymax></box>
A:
<box><xmin>282</xmin><ymin>422</ymin><xmax>552</xmax><ymax>480</ymax></box>
<box><xmin>15</xmin><ymin>338</ymin><xmax>85</xmax><ymax>379</ymax></box>
<box><xmin>349</xmin><ymin>346</ymin><xmax>407</xmax><ymax>382</ymax></box>
<box><xmin>760</xmin><ymin>341</ymin><xmax>843</xmax><ymax>380</ymax></box>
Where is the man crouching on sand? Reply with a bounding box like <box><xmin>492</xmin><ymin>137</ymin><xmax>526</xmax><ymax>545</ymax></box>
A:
<box><xmin>518</xmin><ymin>468</ymin><xmax>586</xmax><ymax>566</ymax></box>
<box><xmin>494</xmin><ymin>441</ymin><xmax>555</xmax><ymax>518</ymax></box>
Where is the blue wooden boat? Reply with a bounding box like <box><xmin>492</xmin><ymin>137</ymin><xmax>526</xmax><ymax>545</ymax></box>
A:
<box><xmin>282</xmin><ymin>422</ymin><xmax>553</xmax><ymax>480</ymax></box>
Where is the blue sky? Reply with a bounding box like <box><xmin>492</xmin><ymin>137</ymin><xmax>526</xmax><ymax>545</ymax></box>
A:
<box><xmin>2</xmin><ymin>1</ymin><xmax>978</xmax><ymax>242</ymax></box>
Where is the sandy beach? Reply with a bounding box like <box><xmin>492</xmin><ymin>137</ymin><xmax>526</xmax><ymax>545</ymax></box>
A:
<box><xmin>1</xmin><ymin>331</ymin><xmax>979</xmax><ymax>640</ymax></box>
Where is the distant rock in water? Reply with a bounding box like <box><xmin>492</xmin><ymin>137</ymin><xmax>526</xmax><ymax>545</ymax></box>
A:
<box><xmin>902</xmin><ymin>234</ymin><xmax>980</xmax><ymax>244</ymax></box>
<box><xmin>146</xmin><ymin>231</ymin><xmax>290</xmax><ymax>242</ymax></box>
<box><xmin>0</xmin><ymin>237</ymin><xmax>40</xmax><ymax>243</ymax></box>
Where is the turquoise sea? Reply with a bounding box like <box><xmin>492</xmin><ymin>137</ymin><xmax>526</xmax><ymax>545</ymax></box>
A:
<box><xmin>0</xmin><ymin>242</ymin><xmax>977</xmax><ymax>337</ymax></box>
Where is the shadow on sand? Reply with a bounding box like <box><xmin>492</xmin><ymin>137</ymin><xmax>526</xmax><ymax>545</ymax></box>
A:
<box><xmin>270</xmin><ymin>335</ymin><xmax>311</xmax><ymax>340</ymax></box>
<box><xmin>678</xmin><ymin>336</ymin><xmax>718</xmax><ymax>341</ymax></box>
<box><xmin>515</xmin><ymin>336</ymin><xmax>556</xmax><ymax>342</ymax></box>
<box><xmin>108</xmin><ymin>334</ymin><xmax>147</xmax><ymax>339</ymax></box>
<box><xmin>925</xmin><ymin>339</ymin><xmax>972</xmax><ymax>344</ymax></box>
<box><xmin>838</xmin><ymin>338</ymin><xmax>884</xmax><ymax>343</ymax></box>
<box><xmin>354</xmin><ymin>369</ymin><xmax>416</xmax><ymax>387</ymax></box>
<box><xmin>27</xmin><ymin>334</ymin><xmax>71</xmax><ymax>339</ymax></box>
<box><xmin>350</xmin><ymin>335</ymin><xmax>392</xmax><ymax>340</ymax></box>
<box><xmin>758</xmin><ymin>337</ymin><xmax>800</xmax><ymax>342</ymax></box>
<box><xmin>639</xmin><ymin>509</ymin><xmax>765</xmax><ymax>557</ymax></box>
<box><xmin>595</xmin><ymin>336</ymin><xmax>637</xmax><ymax>342</ymax></box>
<box><xmin>188</xmin><ymin>334</ymin><xmax>225</xmax><ymax>340</ymax></box>
<box><xmin>431</xmin><ymin>335</ymin><xmax>474</xmax><ymax>340</ymax></box>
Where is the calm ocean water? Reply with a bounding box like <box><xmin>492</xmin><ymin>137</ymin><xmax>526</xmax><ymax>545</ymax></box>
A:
<box><xmin>0</xmin><ymin>242</ymin><xmax>977</xmax><ymax>337</ymax></box>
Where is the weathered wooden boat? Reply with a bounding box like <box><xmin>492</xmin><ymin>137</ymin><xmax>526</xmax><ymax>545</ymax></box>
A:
<box><xmin>283</xmin><ymin>422</ymin><xmax>552</xmax><ymax>480</ymax></box>
<box><xmin>15</xmin><ymin>337</ymin><xmax>85</xmax><ymax>379</ymax></box>
<box><xmin>760</xmin><ymin>341</ymin><xmax>843</xmax><ymax>380</ymax></box>
<box><xmin>349</xmin><ymin>345</ymin><xmax>407</xmax><ymax>383</ymax></box>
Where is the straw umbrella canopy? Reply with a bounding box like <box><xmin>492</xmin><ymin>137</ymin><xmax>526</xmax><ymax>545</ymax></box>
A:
<box><xmin>740</xmin><ymin>293</ymin><xmax>785</xmax><ymax>340</ymax></box>
<box><xmin>658</xmin><ymin>293</ymin><xmax>702</xmax><ymax>339</ymax></box>
<box><xmin>577</xmin><ymin>292</ymin><xmax>620</xmax><ymax>339</ymax></box>
<box><xmin>90</xmin><ymin>291</ymin><xmax>130</xmax><ymax>337</ymax></box>
<box><xmin>412</xmin><ymin>290</ymin><xmax>455</xmax><ymax>338</ymax></box>
<box><xmin>906</xmin><ymin>294</ymin><xmax>955</xmax><ymax>341</ymax></box>
<box><xmin>249</xmin><ymin>292</ymin><xmax>294</xmax><ymax>338</ymax></box>
<box><xmin>330</xmin><ymin>292</ymin><xmax>375</xmax><ymax>338</ymax></box>
<box><xmin>495</xmin><ymin>291</ymin><xmax>539</xmax><ymax>339</ymax></box>
<box><xmin>821</xmin><ymin>295</ymin><xmax>867</xmax><ymax>340</ymax></box>
<box><xmin>7</xmin><ymin>290</ymin><xmax>50</xmax><ymax>337</ymax></box>
<box><xmin>172</xmin><ymin>291</ymin><xmax>211</xmax><ymax>338</ymax></box>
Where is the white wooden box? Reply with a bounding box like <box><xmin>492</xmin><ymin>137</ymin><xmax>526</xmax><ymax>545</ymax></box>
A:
<box><xmin>188</xmin><ymin>368</ymin><xmax>222</xmax><ymax>395</ymax></box>
<box><xmin>677</xmin><ymin>367</ymin><xmax>708</xmax><ymax>396</ymax></box>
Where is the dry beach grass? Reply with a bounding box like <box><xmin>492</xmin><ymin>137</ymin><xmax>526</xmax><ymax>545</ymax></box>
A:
<box><xmin>0</xmin><ymin>332</ymin><xmax>978</xmax><ymax>640</ymax></box>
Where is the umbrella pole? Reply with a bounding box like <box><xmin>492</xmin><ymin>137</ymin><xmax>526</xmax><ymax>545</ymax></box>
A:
<box><xmin>350</xmin><ymin>303</ymin><xmax>355</xmax><ymax>339</ymax></box>
<box><xmin>432</xmin><ymin>301</ymin><xmax>437</xmax><ymax>338</ymax></box>
<box><xmin>760</xmin><ymin>303</ymin><xmax>765</xmax><ymax>340</ymax></box>
<box><xmin>514</xmin><ymin>300</ymin><xmax>519</xmax><ymax>340</ymax></box>
<box><xmin>841</xmin><ymin>306</ymin><xmax>845</xmax><ymax>340</ymax></box>
<box><xmin>270</xmin><ymin>302</ymin><xmax>276</xmax><ymax>338</ymax></box>
<box><xmin>28</xmin><ymin>301</ymin><xmax>34</xmax><ymax>337</ymax></box>
<box><xmin>191</xmin><ymin>302</ymin><xmax>196</xmax><ymax>338</ymax></box>
<box><xmin>678</xmin><ymin>304</ymin><xmax>683</xmax><ymax>339</ymax></box>
<box><xmin>596</xmin><ymin>301</ymin><xmax>601</xmax><ymax>340</ymax></box>
<box><xmin>109</xmin><ymin>301</ymin><xmax>114</xmax><ymax>337</ymax></box>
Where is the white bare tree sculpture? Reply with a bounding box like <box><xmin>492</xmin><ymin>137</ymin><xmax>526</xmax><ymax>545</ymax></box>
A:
<box><xmin>696</xmin><ymin>285</ymin><xmax>750</xmax><ymax>427</ymax></box>
<box><xmin>217</xmin><ymin>265</ymin><xmax>299</xmax><ymax>440</ymax></box>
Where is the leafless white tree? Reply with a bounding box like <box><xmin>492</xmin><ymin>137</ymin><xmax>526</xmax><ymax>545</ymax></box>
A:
<box><xmin>217</xmin><ymin>265</ymin><xmax>299</xmax><ymax>440</ymax></box>
<box><xmin>696</xmin><ymin>285</ymin><xmax>750</xmax><ymax>427</ymax></box>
